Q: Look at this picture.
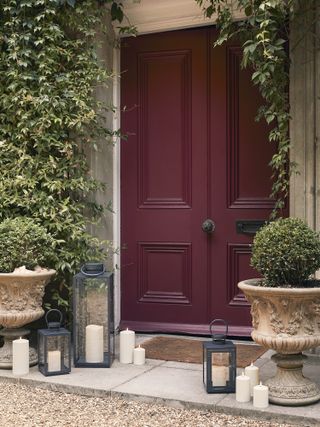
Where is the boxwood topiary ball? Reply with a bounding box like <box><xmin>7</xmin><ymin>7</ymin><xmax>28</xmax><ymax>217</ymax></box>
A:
<box><xmin>251</xmin><ymin>217</ymin><xmax>320</xmax><ymax>287</ymax></box>
<box><xmin>0</xmin><ymin>217</ymin><xmax>56</xmax><ymax>273</ymax></box>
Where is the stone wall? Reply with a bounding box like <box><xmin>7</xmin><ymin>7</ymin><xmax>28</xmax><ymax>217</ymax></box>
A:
<box><xmin>290</xmin><ymin>1</ymin><xmax>320</xmax><ymax>231</ymax></box>
<box><xmin>87</xmin><ymin>14</ymin><xmax>115</xmax><ymax>266</ymax></box>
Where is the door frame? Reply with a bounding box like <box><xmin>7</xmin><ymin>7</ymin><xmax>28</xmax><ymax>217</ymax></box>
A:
<box><xmin>112</xmin><ymin>1</ymin><xmax>294</xmax><ymax>333</ymax></box>
<box><xmin>112</xmin><ymin>1</ymin><xmax>224</xmax><ymax>331</ymax></box>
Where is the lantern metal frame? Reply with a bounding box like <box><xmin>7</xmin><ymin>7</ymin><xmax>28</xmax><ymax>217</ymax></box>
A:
<box><xmin>73</xmin><ymin>263</ymin><xmax>114</xmax><ymax>368</ymax></box>
<box><xmin>203</xmin><ymin>319</ymin><xmax>236</xmax><ymax>393</ymax></box>
<box><xmin>38</xmin><ymin>309</ymin><xmax>71</xmax><ymax>377</ymax></box>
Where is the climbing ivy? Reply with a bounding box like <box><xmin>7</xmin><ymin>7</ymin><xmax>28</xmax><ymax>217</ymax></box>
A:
<box><xmin>196</xmin><ymin>0</ymin><xmax>300</xmax><ymax>217</ymax></box>
<box><xmin>0</xmin><ymin>0</ymin><xmax>130</xmax><ymax>309</ymax></box>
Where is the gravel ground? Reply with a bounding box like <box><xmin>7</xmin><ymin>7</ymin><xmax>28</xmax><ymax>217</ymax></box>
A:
<box><xmin>0</xmin><ymin>382</ymin><xmax>298</xmax><ymax>427</ymax></box>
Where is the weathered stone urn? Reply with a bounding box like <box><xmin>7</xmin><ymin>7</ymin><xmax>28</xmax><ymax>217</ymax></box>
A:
<box><xmin>238</xmin><ymin>279</ymin><xmax>320</xmax><ymax>406</ymax></box>
<box><xmin>0</xmin><ymin>268</ymin><xmax>56</xmax><ymax>368</ymax></box>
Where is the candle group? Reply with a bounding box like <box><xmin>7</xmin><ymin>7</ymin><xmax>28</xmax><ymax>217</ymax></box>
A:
<box><xmin>119</xmin><ymin>329</ymin><xmax>145</xmax><ymax>365</ymax></box>
<box><xmin>12</xmin><ymin>337</ymin><xmax>29</xmax><ymax>376</ymax></box>
<box><xmin>235</xmin><ymin>363</ymin><xmax>268</xmax><ymax>408</ymax></box>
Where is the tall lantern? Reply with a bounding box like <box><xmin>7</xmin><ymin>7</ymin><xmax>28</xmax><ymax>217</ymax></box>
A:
<box><xmin>38</xmin><ymin>309</ymin><xmax>71</xmax><ymax>376</ymax></box>
<box><xmin>203</xmin><ymin>319</ymin><xmax>236</xmax><ymax>393</ymax></box>
<box><xmin>73</xmin><ymin>263</ymin><xmax>114</xmax><ymax>368</ymax></box>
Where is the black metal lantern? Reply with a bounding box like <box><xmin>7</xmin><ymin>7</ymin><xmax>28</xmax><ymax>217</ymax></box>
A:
<box><xmin>73</xmin><ymin>263</ymin><xmax>114</xmax><ymax>368</ymax></box>
<box><xmin>38</xmin><ymin>309</ymin><xmax>71</xmax><ymax>376</ymax></box>
<box><xmin>203</xmin><ymin>319</ymin><xmax>236</xmax><ymax>393</ymax></box>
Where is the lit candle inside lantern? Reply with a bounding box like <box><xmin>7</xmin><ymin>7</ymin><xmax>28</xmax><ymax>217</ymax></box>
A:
<box><xmin>211</xmin><ymin>365</ymin><xmax>228</xmax><ymax>386</ymax></box>
<box><xmin>48</xmin><ymin>350</ymin><xmax>61</xmax><ymax>372</ymax></box>
<box><xmin>12</xmin><ymin>337</ymin><xmax>29</xmax><ymax>376</ymax></box>
<box><xmin>85</xmin><ymin>324</ymin><xmax>104</xmax><ymax>363</ymax></box>
<box><xmin>244</xmin><ymin>362</ymin><xmax>259</xmax><ymax>396</ymax></box>
<box><xmin>119</xmin><ymin>328</ymin><xmax>135</xmax><ymax>364</ymax></box>
<box><xmin>236</xmin><ymin>371</ymin><xmax>251</xmax><ymax>403</ymax></box>
<box><xmin>133</xmin><ymin>345</ymin><xmax>145</xmax><ymax>365</ymax></box>
<box><xmin>253</xmin><ymin>382</ymin><xmax>269</xmax><ymax>408</ymax></box>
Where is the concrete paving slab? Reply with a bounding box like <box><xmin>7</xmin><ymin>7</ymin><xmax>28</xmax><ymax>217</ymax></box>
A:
<box><xmin>112</xmin><ymin>364</ymin><xmax>226</xmax><ymax>406</ymax></box>
<box><xmin>0</xmin><ymin>359</ymin><xmax>164</xmax><ymax>397</ymax></box>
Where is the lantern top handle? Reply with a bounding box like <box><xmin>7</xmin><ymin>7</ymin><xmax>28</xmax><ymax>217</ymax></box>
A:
<box><xmin>210</xmin><ymin>319</ymin><xmax>228</xmax><ymax>343</ymax></box>
<box><xmin>45</xmin><ymin>309</ymin><xmax>63</xmax><ymax>329</ymax></box>
<box><xmin>80</xmin><ymin>262</ymin><xmax>105</xmax><ymax>277</ymax></box>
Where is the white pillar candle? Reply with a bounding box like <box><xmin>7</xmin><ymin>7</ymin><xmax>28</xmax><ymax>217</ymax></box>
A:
<box><xmin>48</xmin><ymin>350</ymin><xmax>61</xmax><ymax>372</ymax></box>
<box><xmin>244</xmin><ymin>362</ymin><xmax>259</xmax><ymax>396</ymax></box>
<box><xmin>12</xmin><ymin>337</ymin><xmax>29</xmax><ymax>376</ymax></box>
<box><xmin>133</xmin><ymin>345</ymin><xmax>145</xmax><ymax>365</ymax></box>
<box><xmin>253</xmin><ymin>382</ymin><xmax>269</xmax><ymax>408</ymax></box>
<box><xmin>85</xmin><ymin>324</ymin><xmax>104</xmax><ymax>363</ymax></box>
<box><xmin>236</xmin><ymin>371</ymin><xmax>251</xmax><ymax>403</ymax></box>
<box><xmin>119</xmin><ymin>328</ymin><xmax>135</xmax><ymax>364</ymax></box>
<box><xmin>211</xmin><ymin>365</ymin><xmax>228</xmax><ymax>386</ymax></box>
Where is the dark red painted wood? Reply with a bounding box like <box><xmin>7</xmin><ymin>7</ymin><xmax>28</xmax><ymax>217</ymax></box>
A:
<box><xmin>121</xmin><ymin>28</ymin><xmax>284</xmax><ymax>336</ymax></box>
<box><xmin>121</xmin><ymin>29</ymin><xmax>209</xmax><ymax>328</ymax></box>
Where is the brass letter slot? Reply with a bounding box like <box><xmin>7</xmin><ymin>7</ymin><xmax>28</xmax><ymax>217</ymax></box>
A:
<box><xmin>236</xmin><ymin>220</ymin><xmax>266</xmax><ymax>235</ymax></box>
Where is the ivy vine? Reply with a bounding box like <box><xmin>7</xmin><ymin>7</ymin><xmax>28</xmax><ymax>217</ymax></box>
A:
<box><xmin>0</xmin><ymin>0</ymin><xmax>130</xmax><ymax>310</ymax></box>
<box><xmin>196</xmin><ymin>0</ymin><xmax>300</xmax><ymax>217</ymax></box>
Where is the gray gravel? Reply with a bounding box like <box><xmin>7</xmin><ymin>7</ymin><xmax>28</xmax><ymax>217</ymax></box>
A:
<box><xmin>0</xmin><ymin>382</ymin><xmax>297</xmax><ymax>427</ymax></box>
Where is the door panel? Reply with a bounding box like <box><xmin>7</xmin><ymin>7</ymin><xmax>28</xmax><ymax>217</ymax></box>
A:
<box><xmin>208</xmin><ymin>32</ymin><xmax>278</xmax><ymax>329</ymax></box>
<box><xmin>138</xmin><ymin>50</ymin><xmax>192</xmax><ymax>208</ymax></box>
<box><xmin>121</xmin><ymin>29</ymin><xmax>209</xmax><ymax>329</ymax></box>
<box><xmin>120</xmin><ymin>28</ymin><xmax>281</xmax><ymax>335</ymax></box>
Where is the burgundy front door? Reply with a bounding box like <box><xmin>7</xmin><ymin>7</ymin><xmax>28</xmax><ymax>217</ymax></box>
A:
<box><xmin>120</xmin><ymin>28</ymin><xmax>276</xmax><ymax>336</ymax></box>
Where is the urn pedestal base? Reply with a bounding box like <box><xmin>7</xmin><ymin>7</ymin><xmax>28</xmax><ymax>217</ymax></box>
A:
<box><xmin>0</xmin><ymin>328</ymin><xmax>38</xmax><ymax>369</ymax></box>
<box><xmin>266</xmin><ymin>353</ymin><xmax>320</xmax><ymax>406</ymax></box>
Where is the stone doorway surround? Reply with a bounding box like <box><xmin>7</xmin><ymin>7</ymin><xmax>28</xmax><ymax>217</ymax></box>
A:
<box><xmin>89</xmin><ymin>0</ymin><xmax>320</xmax><ymax>330</ymax></box>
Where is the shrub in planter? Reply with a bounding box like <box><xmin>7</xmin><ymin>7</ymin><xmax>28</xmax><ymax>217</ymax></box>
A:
<box><xmin>239</xmin><ymin>219</ymin><xmax>320</xmax><ymax>405</ymax></box>
<box><xmin>0</xmin><ymin>217</ymin><xmax>57</xmax><ymax>273</ymax></box>
<box><xmin>251</xmin><ymin>217</ymin><xmax>320</xmax><ymax>287</ymax></box>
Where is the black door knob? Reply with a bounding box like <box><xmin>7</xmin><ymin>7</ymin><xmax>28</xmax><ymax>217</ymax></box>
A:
<box><xmin>202</xmin><ymin>219</ymin><xmax>215</xmax><ymax>233</ymax></box>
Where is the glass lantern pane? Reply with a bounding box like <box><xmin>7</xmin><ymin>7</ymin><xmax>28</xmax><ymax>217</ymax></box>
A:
<box><xmin>85</xmin><ymin>278</ymin><xmax>109</xmax><ymax>352</ymax></box>
<box><xmin>61</xmin><ymin>335</ymin><xmax>70</xmax><ymax>371</ymax></box>
<box><xmin>211</xmin><ymin>352</ymin><xmax>230</xmax><ymax>387</ymax></box>
<box><xmin>38</xmin><ymin>333</ymin><xmax>45</xmax><ymax>367</ymax></box>
<box><xmin>74</xmin><ymin>275</ymin><xmax>114</xmax><ymax>365</ymax></box>
<box><xmin>73</xmin><ymin>270</ymin><xmax>114</xmax><ymax>366</ymax></box>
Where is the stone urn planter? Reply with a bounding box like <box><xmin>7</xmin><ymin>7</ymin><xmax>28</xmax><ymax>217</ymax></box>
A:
<box><xmin>0</xmin><ymin>216</ymin><xmax>58</xmax><ymax>369</ymax></box>
<box><xmin>238</xmin><ymin>279</ymin><xmax>320</xmax><ymax>406</ymax></box>
<box><xmin>0</xmin><ymin>268</ymin><xmax>56</xmax><ymax>368</ymax></box>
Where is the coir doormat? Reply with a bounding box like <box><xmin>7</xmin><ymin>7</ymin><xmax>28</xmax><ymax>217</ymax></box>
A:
<box><xmin>142</xmin><ymin>336</ymin><xmax>266</xmax><ymax>368</ymax></box>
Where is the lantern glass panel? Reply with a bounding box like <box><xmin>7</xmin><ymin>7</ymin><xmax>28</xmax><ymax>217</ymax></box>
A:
<box><xmin>38</xmin><ymin>332</ymin><xmax>45</xmax><ymax>368</ymax></box>
<box><xmin>211</xmin><ymin>352</ymin><xmax>230</xmax><ymax>387</ymax></box>
<box><xmin>73</xmin><ymin>270</ymin><xmax>114</xmax><ymax>367</ymax></box>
